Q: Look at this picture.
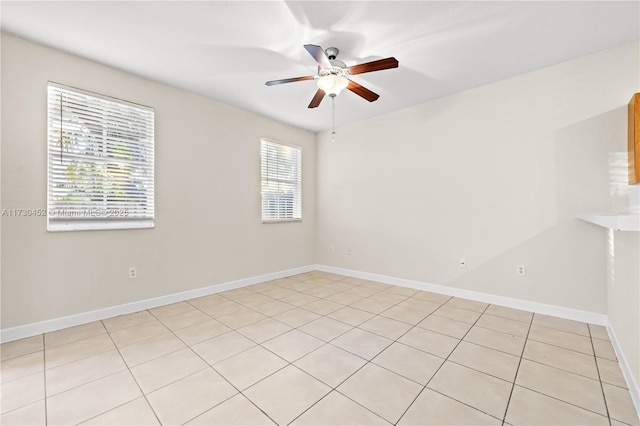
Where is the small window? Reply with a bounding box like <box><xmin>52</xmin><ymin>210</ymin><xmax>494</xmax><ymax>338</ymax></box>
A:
<box><xmin>261</xmin><ymin>138</ymin><xmax>302</xmax><ymax>222</ymax></box>
<box><xmin>47</xmin><ymin>83</ymin><xmax>155</xmax><ymax>231</ymax></box>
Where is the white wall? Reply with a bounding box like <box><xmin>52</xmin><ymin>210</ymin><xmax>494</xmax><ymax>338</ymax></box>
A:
<box><xmin>0</xmin><ymin>33</ymin><xmax>316</xmax><ymax>329</ymax></box>
<box><xmin>316</xmin><ymin>42</ymin><xmax>639</xmax><ymax>315</ymax></box>
<box><xmin>608</xmin><ymin>229</ymin><xmax>640</xmax><ymax>398</ymax></box>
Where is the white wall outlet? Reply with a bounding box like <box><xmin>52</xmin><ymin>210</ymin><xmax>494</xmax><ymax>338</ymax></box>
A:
<box><xmin>329</xmin><ymin>245</ymin><xmax>335</xmax><ymax>253</ymax></box>
<box><xmin>347</xmin><ymin>248</ymin><xmax>353</xmax><ymax>255</ymax></box>
<box><xmin>459</xmin><ymin>258</ymin><xmax>466</xmax><ymax>268</ymax></box>
<box><xmin>516</xmin><ymin>264</ymin><xmax>526</xmax><ymax>276</ymax></box>
<box><xmin>129</xmin><ymin>267</ymin><xmax>137</xmax><ymax>279</ymax></box>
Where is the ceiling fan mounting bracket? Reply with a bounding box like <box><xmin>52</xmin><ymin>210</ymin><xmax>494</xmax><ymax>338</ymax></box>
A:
<box><xmin>325</xmin><ymin>47</ymin><xmax>339</xmax><ymax>60</ymax></box>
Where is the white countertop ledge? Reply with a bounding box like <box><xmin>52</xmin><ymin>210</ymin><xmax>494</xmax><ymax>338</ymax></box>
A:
<box><xmin>578</xmin><ymin>213</ymin><xmax>640</xmax><ymax>232</ymax></box>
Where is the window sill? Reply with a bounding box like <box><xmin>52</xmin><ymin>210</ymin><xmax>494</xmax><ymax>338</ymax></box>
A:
<box><xmin>47</xmin><ymin>221</ymin><xmax>155</xmax><ymax>232</ymax></box>
<box><xmin>262</xmin><ymin>219</ymin><xmax>302</xmax><ymax>224</ymax></box>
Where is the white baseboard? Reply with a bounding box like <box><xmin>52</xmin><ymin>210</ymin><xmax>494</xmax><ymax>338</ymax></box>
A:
<box><xmin>2</xmin><ymin>263</ymin><xmax>607</xmax><ymax>344</ymax></box>
<box><xmin>607</xmin><ymin>321</ymin><xmax>640</xmax><ymax>419</ymax></box>
<box><xmin>4</xmin><ymin>262</ymin><xmax>637</xmax><ymax>419</ymax></box>
<box><xmin>317</xmin><ymin>264</ymin><xmax>640</xmax><ymax>419</ymax></box>
<box><xmin>0</xmin><ymin>265</ymin><xmax>315</xmax><ymax>343</ymax></box>
<box><xmin>5</xmin><ymin>260</ymin><xmax>635</xmax><ymax>420</ymax></box>
<box><xmin>315</xmin><ymin>264</ymin><xmax>608</xmax><ymax>325</ymax></box>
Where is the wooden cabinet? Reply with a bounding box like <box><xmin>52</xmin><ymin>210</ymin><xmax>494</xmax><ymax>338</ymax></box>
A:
<box><xmin>629</xmin><ymin>93</ymin><xmax>640</xmax><ymax>184</ymax></box>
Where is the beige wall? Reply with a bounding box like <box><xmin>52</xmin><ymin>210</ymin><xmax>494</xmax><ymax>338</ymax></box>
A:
<box><xmin>1</xmin><ymin>34</ymin><xmax>316</xmax><ymax>328</ymax></box>
<box><xmin>316</xmin><ymin>42</ymin><xmax>639</xmax><ymax>314</ymax></box>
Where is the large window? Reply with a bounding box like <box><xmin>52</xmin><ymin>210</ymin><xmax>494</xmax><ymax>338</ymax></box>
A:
<box><xmin>261</xmin><ymin>139</ymin><xmax>302</xmax><ymax>222</ymax></box>
<box><xmin>47</xmin><ymin>83</ymin><xmax>155</xmax><ymax>231</ymax></box>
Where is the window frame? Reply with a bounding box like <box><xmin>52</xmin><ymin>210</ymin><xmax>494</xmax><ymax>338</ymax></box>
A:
<box><xmin>260</xmin><ymin>138</ymin><xmax>302</xmax><ymax>223</ymax></box>
<box><xmin>46</xmin><ymin>82</ymin><xmax>155</xmax><ymax>232</ymax></box>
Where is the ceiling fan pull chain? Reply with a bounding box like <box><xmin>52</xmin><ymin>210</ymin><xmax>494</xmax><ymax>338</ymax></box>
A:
<box><xmin>331</xmin><ymin>95</ymin><xmax>336</xmax><ymax>142</ymax></box>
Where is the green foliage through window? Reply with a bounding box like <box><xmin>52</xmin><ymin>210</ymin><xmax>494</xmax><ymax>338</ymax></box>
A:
<box><xmin>47</xmin><ymin>83</ymin><xmax>155</xmax><ymax>230</ymax></box>
<box><xmin>261</xmin><ymin>139</ymin><xmax>302</xmax><ymax>221</ymax></box>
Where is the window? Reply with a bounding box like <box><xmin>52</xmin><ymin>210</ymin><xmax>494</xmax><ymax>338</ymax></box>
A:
<box><xmin>47</xmin><ymin>83</ymin><xmax>155</xmax><ymax>231</ymax></box>
<box><xmin>261</xmin><ymin>139</ymin><xmax>302</xmax><ymax>222</ymax></box>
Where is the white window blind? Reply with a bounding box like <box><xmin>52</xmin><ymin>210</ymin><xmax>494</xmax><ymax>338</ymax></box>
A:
<box><xmin>261</xmin><ymin>139</ymin><xmax>302</xmax><ymax>222</ymax></box>
<box><xmin>47</xmin><ymin>83</ymin><xmax>155</xmax><ymax>231</ymax></box>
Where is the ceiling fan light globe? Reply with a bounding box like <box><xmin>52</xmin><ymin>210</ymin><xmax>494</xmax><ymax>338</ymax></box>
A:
<box><xmin>317</xmin><ymin>74</ymin><xmax>348</xmax><ymax>96</ymax></box>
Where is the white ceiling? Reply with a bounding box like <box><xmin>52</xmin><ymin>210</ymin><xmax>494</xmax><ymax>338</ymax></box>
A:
<box><xmin>2</xmin><ymin>1</ymin><xmax>639</xmax><ymax>132</ymax></box>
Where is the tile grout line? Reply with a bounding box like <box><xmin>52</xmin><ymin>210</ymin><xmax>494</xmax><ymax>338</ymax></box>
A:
<box><xmin>178</xmin><ymin>289</ymin><xmax>612</xmax><ymax>426</ymax></box>
<box><xmin>180</xmin><ymin>364</ymin><xmax>281</xmax><ymax>426</ymax></box>
<box><xmin>510</xmin><ymin>319</ymin><xmax>616</xmax><ymax>421</ymax></box>
<box><xmin>285</xmin><ymin>369</ymin><xmax>390</xmax><ymax>426</ymax></box>
<box><xmin>500</xmin><ymin>320</ymin><xmax>616</xmax><ymax>423</ymax></box>
<box><xmin>142</xmin><ymin>297</ymin><xmax>283</xmax><ymax>423</ymax></box>
<box><xmin>183</xmin><ymin>275</ymin><xmax>502</xmax><ymax>357</ymax></box>
<box><xmin>285</xmin><ymin>347</ymin><xmax>403</xmax><ymax>422</ymax></box>
<box><xmin>589</xmin><ymin>323</ymin><xmax>613</xmax><ymax>426</ymax></box>
<box><xmin>205</xmin><ymin>277</ymin><xmax>393</xmax><ymax>357</ymax></box>
<box><xmin>285</xmin><ymin>290</ymin><xmax>439</xmax><ymax>425</ymax></box>
<box><xmin>240</xmin><ymin>277</ymin><xmax>433</xmax><ymax>425</ymax></box>
<box><xmin>109</xmin><ymin>277</ymin><xmax>459</xmax><ymax>425</ymax></box>
<box><xmin>499</xmin><ymin>307</ymin><xmax>535</xmax><ymax>426</ymax></box>
<box><xmin>520</xmin><ymin>356</ymin><xmax>615</xmax><ymax>387</ymax></box>
<box><xmin>42</xmin><ymin>333</ymin><xmax>48</xmax><ymax>426</ymax></box>
<box><xmin>0</xmin><ymin>274</ymin><xmax>603</xmax><ymax>349</ymax></box>
<box><xmin>285</xmin><ymin>364</ymin><xmax>389</xmax><ymax>426</ymax></box>
<box><xmin>36</xmin><ymin>347</ymin><xmax>131</xmax><ymax>411</ymax></box>
<box><xmin>288</xmin><ymin>285</ymin><xmax>518</xmax><ymax>424</ymax></box>
<box><xmin>36</xmin><ymin>330</ymin><xmax>114</xmax><ymax>372</ymax></box>
<box><xmin>97</xmin><ymin>320</ymin><xmax>164</xmax><ymax>426</ymax></box>
<box><xmin>443</xmin><ymin>350</ymin><xmax>518</xmax><ymax>386</ymax></box>
<box><xmin>447</xmin><ymin>313</ymin><xmax>603</xmax><ymax>361</ymax></box>
<box><xmin>41</xmin><ymin>345</ymin><xmax>158</xmax><ymax>424</ymax></box>
<box><xmin>7</xmin><ymin>272</ymin><xmax>630</xmax><ymax>425</ymax></box>
<box><xmin>209</xmin><ymin>281</ymin><xmax>376</xmax><ymax>404</ymax></box>
<box><xmin>164</xmin><ymin>314</ymin><xmax>283</xmax><ymax>426</ymax></box>
<box><xmin>273</xmin><ymin>275</ymin><xmax>610</xmax><ymax>345</ymax></box>
<box><xmin>42</xmin><ymin>334</ymin><xmax>136</xmax><ymax>423</ymax></box>
<box><xmin>512</xmin><ymin>384</ymin><xmax>615</xmax><ymax>421</ymax></box>
<box><xmin>393</xmin><ymin>302</ymin><xmax>505</xmax><ymax>425</ymax></box>
<box><xmin>0</xmin><ymin>360</ymin><xmax>47</xmax><ymax>418</ymax></box>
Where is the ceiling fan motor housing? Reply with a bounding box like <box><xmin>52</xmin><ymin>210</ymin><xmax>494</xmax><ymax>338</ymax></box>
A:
<box><xmin>317</xmin><ymin>47</ymin><xmax>348</xmax><ymax>78</ymax></box>
<box><xmin>318</xmin><ymin>61</ymin><xmax>348</xmax><ymax>77</ymax></box>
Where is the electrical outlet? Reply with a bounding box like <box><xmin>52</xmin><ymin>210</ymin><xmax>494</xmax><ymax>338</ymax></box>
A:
<box><xmin>329</xmin><ymin>245</ymin><xmax>335</xmax><ymax>253</ymax></box>
<box><xmin>347</xmin><ymin>248</ymin><xmax>353</xmax><ymax>255</ymax></box>
<box><xmin>459</xmin><ymin>258</ymin><xmax>466</xmax><ymax>268</ymax></box>
<box><xmin>129</xmin><ymin>267</ymin><xmax>137</xmax><ymax>279</ymax></box>
<box><xmin>516</xmin><ymin>264</ymin><xmax>526</xmax><ymax>277</ymax></box>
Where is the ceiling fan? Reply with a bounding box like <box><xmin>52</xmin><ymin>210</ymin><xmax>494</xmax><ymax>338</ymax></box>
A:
<box><xmin>265</xmin><ymin>44</ymin><xmax>399</xmax><ymax>108</ymax></box>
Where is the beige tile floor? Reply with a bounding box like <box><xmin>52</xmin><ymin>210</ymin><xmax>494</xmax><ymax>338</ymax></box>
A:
<box><xmin>1</xmin><ymin>271</ymin><xmax>639</xmax><ymax>425</ymax></box>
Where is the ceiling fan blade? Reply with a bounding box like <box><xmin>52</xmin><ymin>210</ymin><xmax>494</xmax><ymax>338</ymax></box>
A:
<box><xmin>265</xmin><ymin>75</ymin><xmax>314</xmax><ymax>86</ymax></box>
<box><xmin>304</xmin><ymin>44</ymin><xmax>332</xmax><ymax>69</ymax></box>
<box><xmin>308</xmin><ymin>89</ymin><xmax>326</xmax><ymax>108</ymax></box>
<box><xmin>347</xmin><ymin>80</ymin><xmax>380</xmax><ymax>102</ymax></box>
<box><xmin>347</xmin><ymin>57</ymin><xmax>399</xmax><ymax>75</ymax></box>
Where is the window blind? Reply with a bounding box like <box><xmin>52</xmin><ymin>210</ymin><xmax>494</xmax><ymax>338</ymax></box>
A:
<box><xmin>47</xmin><ymin>83</ymin><xmax>155</xmax><ymax>231</ymax></box>
<box><xmin>261</xmin><ymin>139</ymin><xmax>302</xmax><ymax>222</ymax></box>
